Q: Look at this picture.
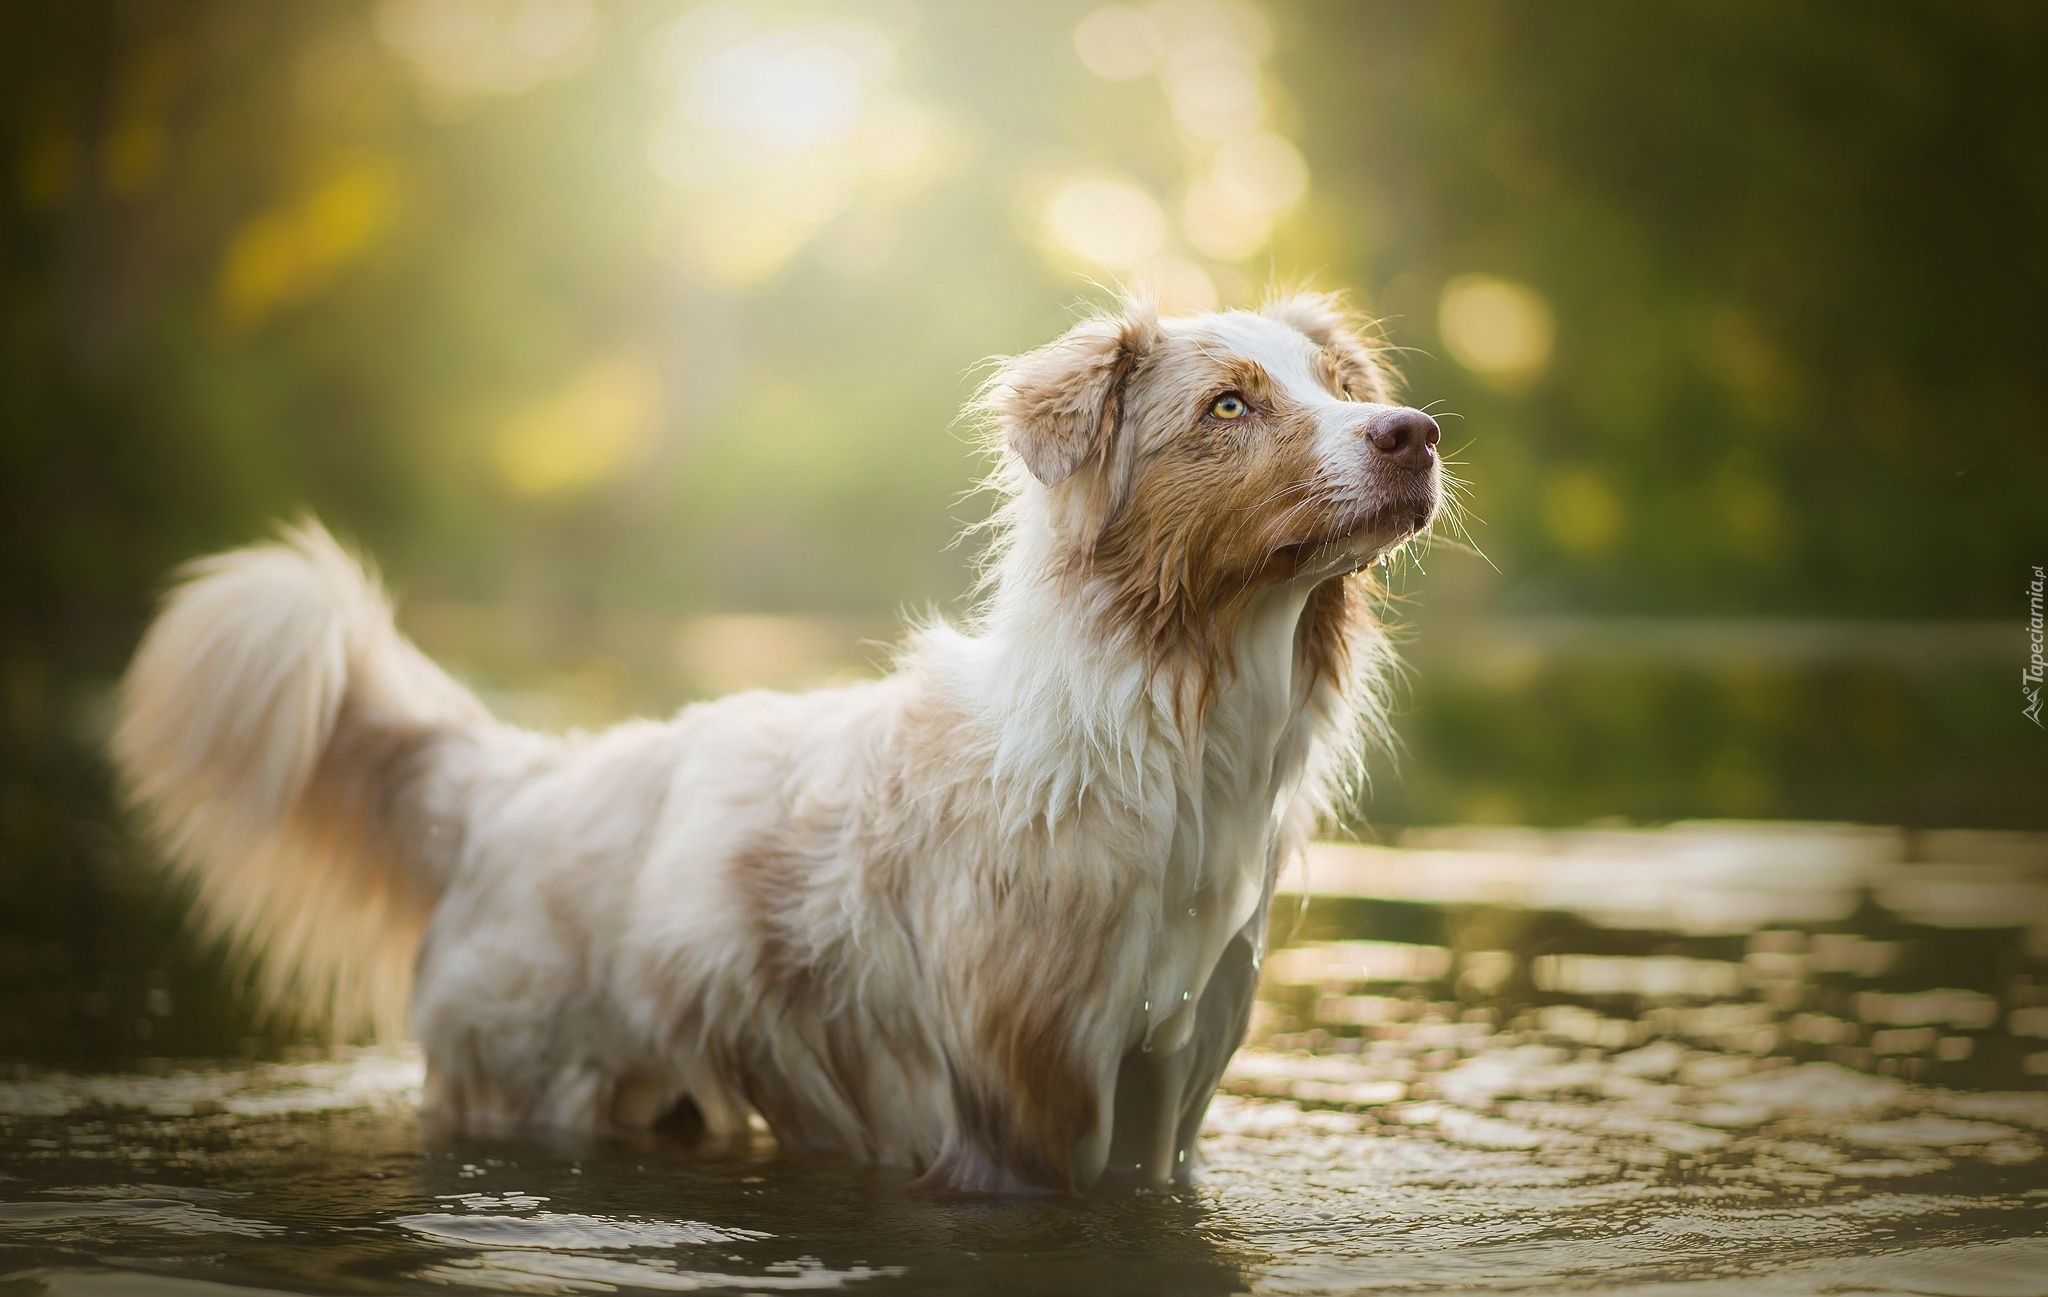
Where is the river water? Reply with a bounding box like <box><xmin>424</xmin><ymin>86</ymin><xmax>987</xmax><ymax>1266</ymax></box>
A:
<box><xmin>4</xmin><ymin>822</ymin><xmax>2046</xmax><ymax>1295</ymax></box>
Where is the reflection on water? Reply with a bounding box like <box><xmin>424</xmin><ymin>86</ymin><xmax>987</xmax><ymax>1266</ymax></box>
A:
<box><xmin>3</xmin><ymin>822</ymin><xmax>2045</xmax><ymax>1296</ymax></box>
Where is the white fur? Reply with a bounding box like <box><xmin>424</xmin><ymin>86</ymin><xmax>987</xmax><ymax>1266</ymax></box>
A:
<box><xmin>112</xmin><ymin>303</ymin><xmax>1431</xmax><ymax>1192</ymax></box>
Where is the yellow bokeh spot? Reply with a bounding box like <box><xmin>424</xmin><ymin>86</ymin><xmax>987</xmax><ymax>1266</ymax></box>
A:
<box><xmin>1439</xmin><ymin>274</ymin><xmax>1555</xmax><ymax>388</ymax></box>
<box><xmin>303</xmin><ymin>160</ymin><xmax>397</xmax><ymax>264</ymax></box>
<box><xmin>218</xmin><ymin>152</ymin><xmax>399</xmax><ymax>328</ymax></box>
<box><xmin>1543</xmin><ymin>468</ymin><xmax>1624</xmax><ymax>556</ymax></box>
<box><xmin>493</xmin><ymin>356</ymin><xmax>665</xmax><ymax>498</ymax></box>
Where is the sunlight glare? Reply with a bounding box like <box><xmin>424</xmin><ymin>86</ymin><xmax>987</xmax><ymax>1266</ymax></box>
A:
<box><xmin>687</xmin><ymin>29</ymin><xmax>877</xmax><ymax>157</ymax></box>
<box><xmin>645</xmin><ymin>9</ymin><xmax>930</xmax><ymax>286</ymax></box>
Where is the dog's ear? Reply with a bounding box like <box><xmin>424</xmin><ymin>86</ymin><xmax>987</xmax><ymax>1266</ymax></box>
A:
<box><xmin>1261</xmin><ymin>290</ymin><xmax>1394</xmax><ymax>404</ymax></box>
<box><xmin>989</xmin><ymin>303</ymin><xmax>1160</xmax><ymax>487</ymax></box>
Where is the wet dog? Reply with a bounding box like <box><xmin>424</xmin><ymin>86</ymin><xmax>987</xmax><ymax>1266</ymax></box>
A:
<box><xmin>113</xmin><ymin>292</ymin><xmax>1440</xmax><ymax>1192</ymax></box>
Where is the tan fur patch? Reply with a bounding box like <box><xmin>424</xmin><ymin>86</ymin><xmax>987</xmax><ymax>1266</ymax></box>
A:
<box><xmin>1297</xmin><ymin>573</ymin><xmax>1371</xmax><ymax>693</ymax></box>
<box><xmin>971</xmin><ymin>953</ymin><xmax>1104</xmax><ymax>1190</ymax></box>
<box><xmin>731</xmin><ymin>840</ymin><xmax>818</xmax><ymax>1005</ymax></box>
<box><xmin>992</xmin><ymin>310</ymin><xmax>1161</xmax><ymax>488</ymax></box>
<box><xmin>239</xmin><ymin>705</ymin><xmax>446</xmax><ymax>1040</ymax></box>
<box><xmin>726</xmin><ymin>834</ymin><xmax>892</xmax><ymax>1156</ymax></box>
<box><xmin>1083</xmin><ymin>352</ymin><xmax>1359</xmax><ymax>718</ymax></box>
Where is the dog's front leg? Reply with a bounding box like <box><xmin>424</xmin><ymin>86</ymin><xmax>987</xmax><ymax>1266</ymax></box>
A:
<box><xmin>1103</xmin><ymin>1031</ymin><xmax>1197</xmax><ymax>1188</ymax></box>
<box><xmin>1168</xmin><ymin>925</ymin><xmax>1261</xmax><ymax>1182</ymax></box>
<box><xmin>1098</xmin><ymin>923</ymin><xmax>1261</xmax><ymax>1188</ymax></box>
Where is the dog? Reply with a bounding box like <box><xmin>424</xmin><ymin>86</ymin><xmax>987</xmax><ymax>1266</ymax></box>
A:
<box><xmin>113</xmin><ymin>291</ymin><xmax>1440</xmax><ymax>1193</ymax></box>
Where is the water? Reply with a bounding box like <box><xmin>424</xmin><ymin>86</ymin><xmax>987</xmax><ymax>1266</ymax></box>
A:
<box><xmin>4</xmin><ymin>822</ymin><xmax>2046</xmax><ymax>1296</ymax></box>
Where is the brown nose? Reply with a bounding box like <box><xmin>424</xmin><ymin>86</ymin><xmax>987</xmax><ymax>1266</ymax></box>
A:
<box><xmin>1365</xmin><ymin>408</ymin><xmax>1440</xmax><ymax>468</ymax></box>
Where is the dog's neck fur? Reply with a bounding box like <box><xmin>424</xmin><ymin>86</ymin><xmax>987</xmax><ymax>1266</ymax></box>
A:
<box><xmin>929</xmin><ymin>484</ymin><xmax>1355</xmax><ymax>822</ymax></box>
<box><xmin>917</xmin><ymin>481</ymin><xmax>1370</xmax><ymax>1035</ymax></box>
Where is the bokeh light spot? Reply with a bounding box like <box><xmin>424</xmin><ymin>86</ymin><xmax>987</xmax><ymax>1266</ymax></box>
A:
<box><xmin>218</xmin><ymin>152</ymin><xmax>399</xmax><ymax>327</ymax></box>
<box><xmin>1151</xmin><ymin>0</ymin><xmax>1272</xmax><ymax>58</ymax></box>
<box><xmin>1182</xmin><ymin>175</ymin><xmax>1270</xmax><ymax>261</ymax></box>
<box><xmin>1439</xmin><ymin>274</ymin><xmax>1556</xmax><ymax>384</ymax></box>
<box><xmin>1163</xmin><ymin>38</ymin><xmax>1263</xmax><ymax>142</ymax></box>
<box><xmin>1054</xmin><ymin>1</ymin><xmax>1295</xmax><ymax>284</ymax></box>
<box><xmin>375</xmin><ymin>0</ymin><xmax>595</xmax><ymax>100</ymax></box>
<box><xmin>646</xmin><ymin>10</ymin><xmax>929</xmax><ymax>286</ymax></box>
<box><xmin>688</xmin><ymin>30</ymin><xmax>873</xmax><ymax>156</ymax></box>
<box><xmin>1212</xmin><ymin>131</ymin><xmax>1307</xmax><ymax>213</ymax></box>
<box><xmin>1074</xmin><ymin>7</ymin><xmax>1162</xmax><ymax>80</ymax></box>
<box><xmin>493</xmin><ymin>356</ymin><xmax>665</xmax><ymax>498</ymax></box>
<box><xmin>1046</xmin><ymin>177</ymin><xmax>1167</xmax><ymax>269</ymax></box>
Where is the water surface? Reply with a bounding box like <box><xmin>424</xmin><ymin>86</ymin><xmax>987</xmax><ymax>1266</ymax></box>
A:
<box><xmin>5</xmin><ymin>822</ymin><xmax>2046</xmax><ymax>1295</ymax></box>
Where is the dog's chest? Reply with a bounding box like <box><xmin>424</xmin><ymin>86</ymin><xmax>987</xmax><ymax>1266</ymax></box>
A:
<box><xmin>1137</xmin><ymin>603</ymin><xmax>1317</xmax><ymax>1052</ymax></box>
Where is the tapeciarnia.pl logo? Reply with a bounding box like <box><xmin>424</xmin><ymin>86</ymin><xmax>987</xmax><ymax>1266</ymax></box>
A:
<box><xmin>2027</xmin><ymin>564</ymin><xmax>2045</xmax><ymax>727</ymax></box>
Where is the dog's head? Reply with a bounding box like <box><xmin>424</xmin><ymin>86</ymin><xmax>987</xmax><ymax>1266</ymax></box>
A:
<box><xmin>986</xmin><ymin>292</ymin><xmax>1440</xmax><ymax>660</ymax></box>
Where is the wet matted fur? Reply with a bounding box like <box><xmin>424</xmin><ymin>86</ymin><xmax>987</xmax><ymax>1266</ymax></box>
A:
<box><xmin>113</xmin><ymin>292</ymin><xmax>1442</xmax><ymax>1193</ymax></box>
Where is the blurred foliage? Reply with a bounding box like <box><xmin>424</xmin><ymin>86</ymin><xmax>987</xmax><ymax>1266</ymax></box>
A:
<box><xmin>1293</xmin><ymin>2</ymin><xmax>2048</xmax><ymax>618</ymax></box>
<box><xmin>1374</xmin><ymin>658</ymin><xmax>2037</xmax><ymax>830</ymax></box>
<box><xmin>1</xmin><ymin>1</ymin><xmax>2045</xmax><ymax>1058</ymax></box>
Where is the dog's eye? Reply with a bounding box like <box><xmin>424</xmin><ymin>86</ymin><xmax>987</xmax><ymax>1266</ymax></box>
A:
<box><xmin>1209</xmin><ymin>393</ymin><xmax>1248</xmax><ymax>420</ymax></box>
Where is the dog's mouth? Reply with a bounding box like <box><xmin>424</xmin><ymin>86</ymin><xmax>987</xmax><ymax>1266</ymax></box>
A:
<box><xmin>1282</xmin><ymin>484</ymin><xmax>1439</xmax><ymax>580</ymax></box>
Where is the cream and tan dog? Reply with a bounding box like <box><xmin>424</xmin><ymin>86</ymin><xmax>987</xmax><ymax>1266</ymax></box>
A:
<box><xmin>113</xmin><ymin>292</ymin><xmax>1440</xmax><ymax>1193</ymax></box>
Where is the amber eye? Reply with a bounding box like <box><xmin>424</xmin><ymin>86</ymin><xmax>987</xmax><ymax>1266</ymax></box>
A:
<box><xmin>1209</xmin><ymin>393</ymin><xmax>1248</xmax><ymax>420</ymax></box>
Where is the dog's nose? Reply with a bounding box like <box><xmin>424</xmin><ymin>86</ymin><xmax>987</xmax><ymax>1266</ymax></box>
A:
<box><xmin>1365</xmin><ymin>408</ymin><xmax>1440</xmax><ymax>468</ymax></box>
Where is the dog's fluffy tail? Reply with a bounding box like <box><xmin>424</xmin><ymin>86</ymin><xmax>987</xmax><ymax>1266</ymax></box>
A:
<box><xmin>113</xmin><ymin>520</ymin><xmax>489</xmax><ymax>1042</ymax></box>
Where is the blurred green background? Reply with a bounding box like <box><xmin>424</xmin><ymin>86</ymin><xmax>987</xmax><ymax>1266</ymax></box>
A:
<box><xmin>2</xmin><ymin>0</ymin><xmax>2045</xmax><ymax>1061</ymax></box>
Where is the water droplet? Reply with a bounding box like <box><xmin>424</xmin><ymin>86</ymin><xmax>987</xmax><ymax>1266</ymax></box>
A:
<box><xmin>1182</xmin><ymin>991</ymin><xmax>1191</xmax><ymax>1001</ymax></box>
<box><xmin>1141</xmin><ymin>1042</ymin><xmax>1153</xmax><ymax>1053</ymax></box>
<box><xmin>1142</xmin><ymin>1000</ymin><xmax>1150</xmax><ymax>1012</ymax></box>
<box><xmin>1187</xmin><ymin>907</ymin><xmax>1198</xmax><ymax>917</ymax></box>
